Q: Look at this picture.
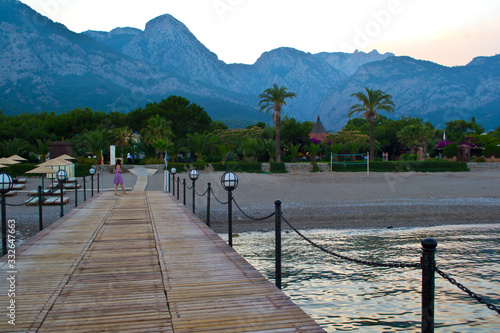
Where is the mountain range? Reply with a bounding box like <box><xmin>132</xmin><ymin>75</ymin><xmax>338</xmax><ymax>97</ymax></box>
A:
<box><xmin>1</xmin><ymin>0</ymin><xmax>499</xmax><ymax>130</ymax></box>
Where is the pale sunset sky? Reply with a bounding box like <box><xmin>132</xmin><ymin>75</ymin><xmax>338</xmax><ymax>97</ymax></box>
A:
<box><xmin>20</xmin><ymin>0</ymin><xmax>500</xmax><ymax>67</ymax></box>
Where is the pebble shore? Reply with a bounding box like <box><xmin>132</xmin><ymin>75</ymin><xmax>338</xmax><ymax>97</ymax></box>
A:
<box><xmin>6</xmin><ymin>166</ymin><xmax>500</xmax><ymax>241</ymax></box>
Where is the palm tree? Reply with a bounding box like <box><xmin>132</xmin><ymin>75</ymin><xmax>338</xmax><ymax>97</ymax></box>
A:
<box><xmin>30</xmin><ymin>139</ymin><xmax>50</xmax><ymax>162</ymax></box>
<box><xmin>78</xmin><ymin>129</ymin><xmax>108</xmax><ymax>163</ymax></box>
<box><xmin>111</xmin><ymin>127</ymin><xmax>131</xmax><ymax>161</ymax></box>
<box><xmin>186</xmin><ymin>132</ymin><xmax>210</xmax><ymax>162</ymax></box>
<box><xmin>259</xmin><ymin>84</ymin><xmax>296</xmax><ymax>162</ymax></box>
<box><xmin>141</xmin><ymin>115</ymin><xmax>173</xmax><ymax>158</ymax></box>
<box><xmin>2</xmin><ymin>138</ymin><xmax>29</xmax><ymax>157</ymax></box>
<box><xmin>348</xmin><ymin>88</ymin><xmax>395</xmax><ymax>161</ymax></box>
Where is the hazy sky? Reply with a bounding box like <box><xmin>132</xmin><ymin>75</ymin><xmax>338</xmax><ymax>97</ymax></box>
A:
<box><xmin>19</xmin><ymin>0</ymin><xmax>500</xmax><ymax>67</ymax></box>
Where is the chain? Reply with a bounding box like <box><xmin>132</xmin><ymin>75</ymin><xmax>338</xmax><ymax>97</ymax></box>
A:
<box><xmin>195</xmin><ymin>187</ymin><xmax>209</xmax><ymax>197</ymax></box>
<box><xmin>210</xmin><ymin>188</ymin><xmax>228</xmax><ymax>205</ymax></box>
<box><xmin>436</xmin><ymin>268</ymin><xmax>500</xmax><ymax>315</ymax></box>
<box><xmin>232</xmin><ymin>198</ymin><xmax>275</xmax><ymax>221</ymax></box>
<box><xmin>6</xmin><ymin>197</ymin><xmax>38</xmax><ymax>207</ymax></box>
<box><xmin>281</xmin><ymin>213</ymin><xmax>421</xmax><ymax>269</ymax></box>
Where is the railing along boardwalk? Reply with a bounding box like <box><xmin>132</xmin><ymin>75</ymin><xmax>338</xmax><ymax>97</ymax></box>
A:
<box><xmin>0</xmin><ymin>191</ymin><xmax>324</xmax><ymax>332</ymax></box>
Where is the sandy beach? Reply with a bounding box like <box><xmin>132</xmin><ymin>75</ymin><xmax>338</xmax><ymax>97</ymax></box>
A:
<box><xmin>5</xmin><ymin>165</ymin><xmax>500</xmax><ymax>240</ymax></box>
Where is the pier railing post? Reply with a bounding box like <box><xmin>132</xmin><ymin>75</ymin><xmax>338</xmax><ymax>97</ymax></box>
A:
<box><xmin>176</xmin><ymin>177</ymin><xmax>180</xmax><ymax>200</ymax></box>
<box><xmin>38</xmin><ymin>186</ymin><xmax>43</xmax><ymax>231</ymax></box>
<box><xmin>75</xmin><ymin>181</ymin><xmax>78</xmax><ymax>208</ymax></box>
<box><xmin>183</xmin><ymin>179</ymin><xmax>186</xmax><ymax>206</ymax></box>
<box><xmin>97</xmin><ymin>171</ymin><xmax>100</xmax><ymax>194</ymax></box>
<box><xmin>421</xmin><ymin>238</ymin><xmax>437</xmax><ymax>333</ymax></box>
<box><xmin>192</xmin><ymin>179</ymin><xmax>196</xmax><ymax>213</ymax></box>
<box><xmin>83</xmin><ymin>176</ymin><xmax>86</xmax><ymax>202</ymax></box>
<box><xmin>228</xmin><ymin>190</ymin><xmax>233</xmax><ymax>247</ymax></box>
<box><xmin>275</xmin><ymin>200</ymin><xmax>282</xmax><ymax>290</ymax></box>
<box><xmin>207</xmin><ymin>182</ymin><xmax>211</xmax><ymax>227</ymax></box>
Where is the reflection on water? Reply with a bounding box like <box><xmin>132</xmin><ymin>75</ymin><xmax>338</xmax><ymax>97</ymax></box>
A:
<box><xmin>228</xmin><ymin>224</ymin><xmax>500</xmax><ymax>332</ymax></box>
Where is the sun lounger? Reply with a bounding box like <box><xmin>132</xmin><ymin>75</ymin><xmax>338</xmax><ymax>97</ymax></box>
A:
<box><xmin>66</xmin><ymin>177</ymin><xmax>77</xmax><ymax>183</ymax></box>
<box><xmin>25</xmin><ymin>197</ymin><xmax>40</xmax><ymax>206</ymax></box>
<box><xmin>14</xmin><ymin>178</ymin><xmax>27</xmax><ymax>183</ymax></box>
<box><xmin>5</xmin><ymin>191</ymin><xmax>17</xmax><ymax>197</ymax></box>
<box><xmin>28</xmin><ymin>189</ymin><xmax>52</xmax><ymax>196</ymax></box>
<box><xmin>44</xmin><ymin>196</ymin><xmax>69</xmax><ymax>205</ymax></box>
<box><xmin>49</xmin><ymin>189</ymin><xmax>67</xmax><ymax>196</ymax></box>
<box><xmin>12</xmin><ymin>184</ymin><xmax>25</xmax><ymax>190</ymax></box>
<box><xmin>64</xmin><ymin>183</ymin><xmax>81</xmax><ymax>189</ymax></box>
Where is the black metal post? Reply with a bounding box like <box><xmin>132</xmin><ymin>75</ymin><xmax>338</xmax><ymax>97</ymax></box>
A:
<box><xmin>228</xmin><ymin>190</ymin><xmax>233</xmax><ymax>247</ymax></box>
<box><xmin>75</xmin><ymin>181</ymin><xmax>78</xmax><ymax>208</ymax></box>
<box><xmin>421</xmin><ymin>238</ymin><xmax>437</xmax><ymax>333</ymax></box>
<box><xmin>183</xmin><ymin>179</ymin><xmax>186</xmax><ymax>205</ymax></box>
<box><xmin>97</xmin><ymin>171</ymin><xmax>100</xmax><ymax>194</ymax></box>
<box><xmin>38</xmin><ymin>186</ymin><xmax>43</xmax><ymax>231</ymax></box>
<box><xmin>176</xmin><ymin>177</ymin><xmax>180</xmax><ymax>200</ymax></box>
<box><xmin>192</xmin><ymin>180</ymin><xmax>196</xmax><ymax>213</ymax></box>
<box><xmin>275</xmin><ymin>200</ymin><xmax>282</xmax><ymax>290</ymax></box>
<box><xmin>168</xmin><ymin>171</ymin><xmax>171</xmax><ymax>192</ymax></box>
<box><xmin>91</xmin><ymin>175</ymin><xmax>94</xmax><ymax>197</ymax></box>
<box><xmin>1</xmin><ymin>194</ymin><xmax>6</xmax><ymax>256</ymax></box>
<box><xmin>59</xmin><ymin>180</ymin><xmax>64</xmax><ymax>217</ymax></box>
<box><xmin>172</xmin><ymin>174</ymin><xmax>176</xmax><ymax>197</ymax></box>
<box><xmin>207</xmin><ymin>183</ymin><xmax>211</xmax><ymax>227</ymax></box>
<box><xmin>83</xmin><ymin>176</ymin><xmax>86</xmax><ymax>202</ymax></box>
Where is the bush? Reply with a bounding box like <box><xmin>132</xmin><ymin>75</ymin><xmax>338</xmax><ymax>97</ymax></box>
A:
<box><xmin>74</xmin><ymin>163</ymin><xmax>94</xmax><ymax>177</ymax></box>
<box><xmin>332</xmin><ymin>160</ymin><xmax>469</xmax><ymax>172</ymax></box>
<box><xmin>483</xmin><ymin>144</ymin><xmax>500</xmax><ymax>157</ymax></box>
<box><xmin>270</xmin><ymin>162</ymin><xmax>287</xmax><ymax>173</ymax></box>
<box><xmin>473</xmin><ymin>156</ymin><xmax>486</xmax><ymax>163</ymax></box>
<box><xmin>311</xmin><ymin>162</ymin><xmax>320</xmax><ymax>172</ymax></box>
<box><xmin>213</xmin><ymin>162</ymin><xmax>262</xmax><ymax>173</ymax></box>
<box><xmin>443</xmin><ymin>143</ymin><xmax>458</xmax><ymax>158</ymax></box>
<box><xmin>168</xmin><ymin>163</ymin><xmax>187</xmax><ymax>173</ymax></box>
<box><xmin>139</xmin><ymin>157</ymin><xmax>164</xmax><ymax>165</ymax></box>
<box><xmin>6</xmin><ymin>163</ymin><xmax>36</xmax><ymax>177</ymax></box>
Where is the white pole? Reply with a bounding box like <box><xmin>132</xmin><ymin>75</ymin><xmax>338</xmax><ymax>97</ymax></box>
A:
<box><xmin>367</xmin><ymin>152</ymin><xmax>370</xmax><ymax>176</ymax></box>
<box><xmin>330</xmin><ymin>153</ymin><xmax>333</xmax><ymax>172</ymax></box>
<box><xmin>164</xmin><ymin>150</ymin><xmax>168</xmax><ymax>192</ymax></box>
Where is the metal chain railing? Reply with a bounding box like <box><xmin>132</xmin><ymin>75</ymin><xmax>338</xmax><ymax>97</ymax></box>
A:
<box><xmin>210</xmin><ymin>188</ymin><xmax>228</xmax><ymax>205</ymax></box>
<box><xmin>195</xmin><ymin>187</ymin><xmax>209</xmax><ymax>197</ymax></box>
<box><xmin>6</xmin><ymin>197</ymin><xmax>38</xmax><ymax>207</ymax></box>
<box><xmin>436</xmin><ymin>268</ymin><xmax>500</xmax><ymax>315</ymax></box>
<box><xmin>232</xmin><ymin>198</ymin><xmax>276</xmax><ymax>221</ymax></box>
<box><xmin>281</xmin><ymin>213</ymin><xmax>421</xmax><ymax>269</ymax></box>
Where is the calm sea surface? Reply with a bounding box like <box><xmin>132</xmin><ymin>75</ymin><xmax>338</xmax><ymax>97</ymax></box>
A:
<box><xmin>226</xmin><ymin>224</ymin><xmax>500</xmax><ymax>332</ymax></box>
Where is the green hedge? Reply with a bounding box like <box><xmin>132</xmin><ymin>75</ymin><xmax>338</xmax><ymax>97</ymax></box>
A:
<box><xmin>213</xmin><ymin>162</ymin><xmax>262</xmax><ymax>173</ymax></box>
<box><xmin>4</xmin><ymin>163</ymin><xmax>37</xmax><ymax>177</ymax></box>
<box><xmin>74</xmin><ymin>163</ymin><xmax>94</xmax><ymax>177</ymax></box>
<box><xmin>332</xmin><ymin>160</ymin><xmax>469</xmax><ymax>172</ymax></box>
<box><xmin>270</xmin><ymin>162</ymin><xmax>287</xmax><ymax>173</ymax></box>
<box><xmin>311</xmin><ymin>162</ymin><xmax>320</xmax><ymax>173</ymax></box>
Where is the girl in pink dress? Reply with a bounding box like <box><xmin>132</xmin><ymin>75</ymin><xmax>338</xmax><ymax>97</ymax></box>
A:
<box><xmin>113</xmin><ymin>159</ymin><xmax>127</xmax><ymax>195</ymax></box>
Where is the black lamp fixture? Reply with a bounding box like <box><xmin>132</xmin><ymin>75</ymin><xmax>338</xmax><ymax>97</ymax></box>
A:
<box><xmin>170</xmin><ymin>168</ymin><xmax>177</xmax><ymax>196</ymax></box>
<box><xmin>56</xmin><ymin>169</ymin><xmax>68</xmax><ymax>217</ymax></box>
<box><xmin>89</xmin><ymin>167</ymin><xmax>96</xmax><ymax>197</ymax></box>
<box><xmin>188</xmin><ymin>169</ymin><xmax>199</xmax><ymax>213</ymax></box>
<box><xmin>221</xmin><ymin>171</ymin><xmax>238</xmax><ymax>247</ymax></box>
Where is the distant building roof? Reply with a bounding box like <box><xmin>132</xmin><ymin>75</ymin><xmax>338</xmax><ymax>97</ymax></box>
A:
<box><xmin>311</xmin><ymin>116</ymin><xmax>327</xmax><ymax>134</ymax></box>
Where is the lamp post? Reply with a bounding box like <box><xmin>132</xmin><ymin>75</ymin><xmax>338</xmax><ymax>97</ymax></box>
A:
<box><xmin>221</xmin><ymin>172</ymin><xmax>238</xmax><ymax>247</ymax></box>
<box><xmin>170</xmin><ymin>168</ymin><xmax>177</xmax><ymax>196</ymax></box>
<box><xmin>189</xmin><ymin>169</ymin><xmax>199</xmax><ymax>213</ymax></box>
<box><xmin>89</xmin><ymin>167</ymin><xmax>96</xmax><ymax>197</ymax></box>
<box><xmin>1</xmin><ymin>173</ymin><xmax>13</xmax><ymax>256</ymax></box>
<box><xmin>56</xmin><ymin>169</ymin><xmax>68</xmax><ymax>217</ymax></box>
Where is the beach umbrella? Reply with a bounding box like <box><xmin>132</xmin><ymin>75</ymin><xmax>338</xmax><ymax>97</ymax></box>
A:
<box><xmin>26</xmin><ymin>165</ymin><xmax>57</xmax><ymax>192</ymax></box>
<box><xmin>9</xmin><ymin>155</ymin><xmax>28</xmax><ymax>162</ymax></box>
<box><xmin>0</xmin><ymin>157</ymin><xmax>20</xmax><ymax>165</ymax></box>
<box><xmin>57</xmin><ymin>154</ymin><xmax>76</xmax><ymax>161</ymax></box>
<box><xmin>39</xmin><ymin>158</ymin><xmax>73</xmax><ymax>180</ymax></box>
<box><xmin>0</xmin><ymin>164</ymin><xmax>7</xmax><ymax>168</ymax></box>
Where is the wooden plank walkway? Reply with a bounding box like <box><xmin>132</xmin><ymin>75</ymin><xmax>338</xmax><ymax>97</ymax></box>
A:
<box><xmin>0</xmin><ymin>191</ymin><xmax>324</xmax><ymax>332</ymax></box>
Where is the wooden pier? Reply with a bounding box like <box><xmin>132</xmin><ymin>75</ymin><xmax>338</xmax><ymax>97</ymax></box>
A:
<box><xmin>0</xmin><ymin>191</ymin><xmax>324</xmax><ymax>332</ymax></box>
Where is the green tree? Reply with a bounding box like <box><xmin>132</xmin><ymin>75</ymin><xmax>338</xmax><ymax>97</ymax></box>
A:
<box><xmin>286</xmin><ymin>143</ymin><xmax>301</xmax><ymax>161</ymax></box>
<box><xmin>259</xmin><ymin>84</ymin><xmax>297</xmax><ymax>162</ymax></box>
<box><xmin>141</xmin><ymin>115</ymin><xmax>174</xmax><ymax>159</ymax></box>
<box><xmin>186</xmin><ymin>132</ymin><xmax>210</xmax><ymax>162</ymax></box>
<box><xmin>280</xmin><ymin>116</ymin><xmax>314</xmax><ymax>147</ymax></box>
<box><xmin>30</xmin><ymin>139</ymin><xmax>51</xmax><ymax>162</ymax></box>
<box><xmin>1</xmin><ymin>138</ymin><xmax>29</xmax><ymax>157</ymax></box>
<box><xmin>348</xmin><ymin>88</ymin><xmax>395</xmax><ymax>161</ymax></box>
<box><xmin>111</xmin><ymin>127</ymin><xmax>132</xmax><ymax>161</ymax></box>
<box><xmin>304</xmin><ymin>143</ymin><xmax>322</xmax><ymax>161</ymax></box>
<box><xmin>445</xmin><ymin>118</ymin><xmax>485</xmax><ymax>142</ymax></box>
<box><xmin>78</xmin><ymin>129</ymin><xmax>109</xmax><ymax>162</ymax></box>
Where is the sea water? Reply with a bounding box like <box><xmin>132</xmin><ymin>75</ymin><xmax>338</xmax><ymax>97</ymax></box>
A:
<box><xmin>227</xmin><ymin>224</ymin><xmax>500</xmax><ymax>332</ymax></box>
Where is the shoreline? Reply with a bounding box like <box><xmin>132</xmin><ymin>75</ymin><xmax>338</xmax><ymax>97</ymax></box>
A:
<box><xmin>5</xmin><ymin>166</ymin><xmax>500</xmax><ymax>240</ymax></box>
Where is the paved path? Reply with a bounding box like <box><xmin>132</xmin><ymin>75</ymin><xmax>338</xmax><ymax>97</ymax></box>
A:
<box><xmin>128</xmin><ymin>166</ymin><xmax>159</xmax><ymax>191</ymax></box>
<box><xmin>0</xmin><ymin>191</ymin><xmax>324</xmax><ymax>332</ymax></box>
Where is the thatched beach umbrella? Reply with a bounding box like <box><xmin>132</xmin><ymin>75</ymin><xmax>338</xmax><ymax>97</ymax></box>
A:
<box><xmin>26</xmin><ymin>166</ymin><xmax>56</xmax><ymax>193</ymax></box>
<box><xmin>39</xmin><ymin>158</ymin><xmax>73</xmax><ymax>181</ymax></box>
<box><xmin>9</xmin><ymin>155</ymin><xmax>28</xmax><ymax>162</ymax></box>
<box><xmin>0</xmin><ymin>164</ymin><xmax>7</xmax><ymax>168</ymax></box>
<box><xmin>57</xmin><ymin>154</ymin><xmax>76</xmax><ymax>161</ymax></box>
<box><xmin>0</xmin><ymin>157</ymin><xmax>20</xmax><ymax>165</ymax></box>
